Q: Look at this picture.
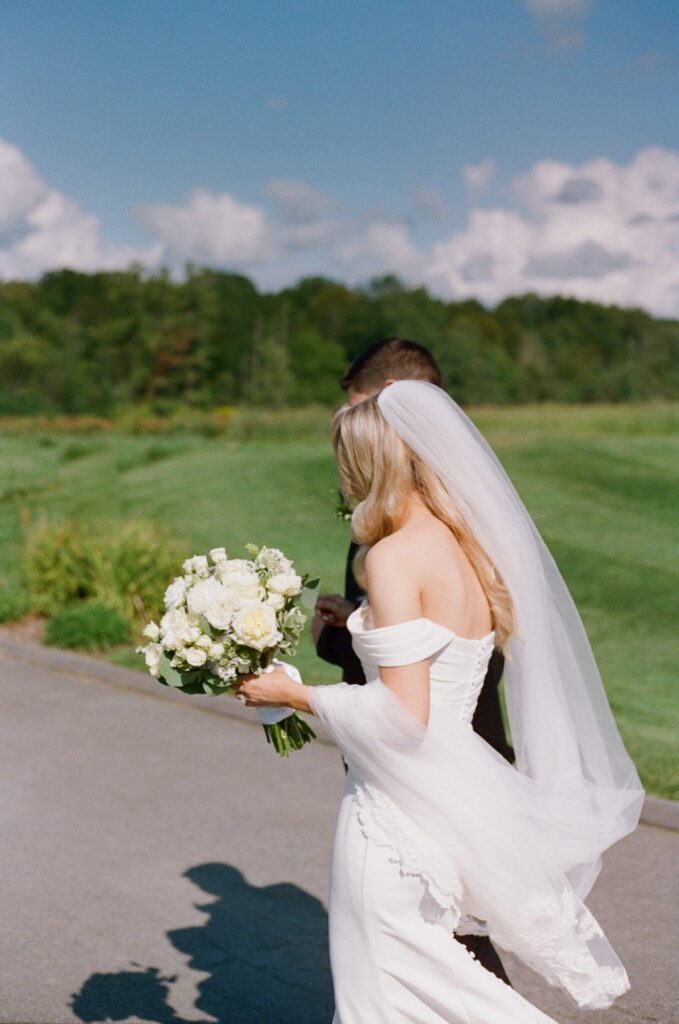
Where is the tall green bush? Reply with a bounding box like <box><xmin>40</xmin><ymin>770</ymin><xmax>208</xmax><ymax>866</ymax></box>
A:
<box><xmin>45</xmin><ymin>601</ymin><xmax>131</xmax><ymax>651</ymax></box>
<box><xmin>24</xmin><ymin>519</ymin><xmax>187</xmax><ymax>633</ymax></box>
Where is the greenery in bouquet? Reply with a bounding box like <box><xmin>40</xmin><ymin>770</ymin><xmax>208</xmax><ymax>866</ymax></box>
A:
<box><xmin>137</xmin><ymin>544</ymin><xmax>319</xmax><ymax>754</ymax></box>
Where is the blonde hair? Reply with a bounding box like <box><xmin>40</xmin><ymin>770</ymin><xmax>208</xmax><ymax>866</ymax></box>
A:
<box><xmin>331</xmin><ymin>396</ymin><xmax>515</xmax><ymax>648</ymax></box>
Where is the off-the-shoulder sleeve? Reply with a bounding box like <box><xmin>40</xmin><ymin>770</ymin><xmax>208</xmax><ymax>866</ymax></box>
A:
<box><xmin>350</xmin><ymin>618</ymin><xmax>453</xmax><ymax>667</ymax></box>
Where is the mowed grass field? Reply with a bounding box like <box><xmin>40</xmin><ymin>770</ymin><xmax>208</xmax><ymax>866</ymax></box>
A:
<box><xmin>0</xmin><ymin>403</ymin><xmax>677</xmax><ymax>797</ymax></box>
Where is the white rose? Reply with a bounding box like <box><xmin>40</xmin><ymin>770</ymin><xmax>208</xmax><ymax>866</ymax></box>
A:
<box><xmin>208</xmin><ymin>641</ymin><xmax>225</xmax><ymax>659</ymax></box>
<box><xmin>188</xmin><ymin>578</ymin><xmax>228</xmax><ymax>617</ymax></box>
<box><xmin>160</xmin><ymin>607</ymin><xmax>195</xmax><ymax>649</ymax></box>
<box><xmin>142</xmin><ymin>620</ymin><xmax>161</xmax><ymax>640</ymax></box>
<box><xmin>187</xmin><ymin>579</ymin><xmax>235</xmax><ymax>631</ymax></box>
<box><xmin>216</xmin><ymin>560</ymin><xmax>263</xmax><ymax>603</ymax></box>
<box><xmin>256</xmin><ymin>547</ymin><xmax>293</xmax><ymax>573</ymax></box>
<box><xmin>182</xmin><ymin>555</ymin><xmax>209</xmax><ymax>577</ymax></box>
<box><xmin>232</xmin><ymin>602</ymin><xmax>282</xmax><ymax>652</ymax></box>
<box><xmin>185</xmin><ymin>646</ymin><xmax>208</xmax><ymax>667</ymax></box>
<box><xmin>144</xmin><ymin>643</ymin><xmax>162</xmax><ymax>677</ymax></box>
<box><xmin>205</xmin><ymin>607</ymin><xmax>233</xmax><ymax>631</ymax></box>
<box><xmin>266</xmin><ymin>592</ymin><xmax>285</xmax><ymax>611</ymax></box>
<box><xmin>268</xmin><ymin>572</ymin><xmax>303</xmax><ymax>597</ymax></box>
<box><xmin>196</xmin><ymin>634</ymin><xmax>213</xmax><ymax>650</ymax></box>
<box><xmin>209</xmin><ymin>547</ymin><xmax>228</xmax><ymax>563</ymax></box>
<box><xmin>163</xmin><ymin>577</ymin><xmax>187</xmax><ymax>609</ymax></box>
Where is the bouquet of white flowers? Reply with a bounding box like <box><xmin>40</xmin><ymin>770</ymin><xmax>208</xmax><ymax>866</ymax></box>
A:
<box><xmin>137</xmin><ymin>544</ymin><xmax>318</xmax><ymax>755</ymax></box>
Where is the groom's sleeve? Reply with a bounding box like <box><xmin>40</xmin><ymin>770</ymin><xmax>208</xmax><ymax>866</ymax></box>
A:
<box><xmin>314</xmin><ymin>539</ymin><xmax>367</xmax><ymax>686</ymax></box>
<box><xmin>471</xmin><ymin>648</ymin><xmax>515</xmax><ymax>763</ymax></box>
<box><xmin>315</xmin><ymin>624</ymin><xmax>367</xmax><ymax>686</ymax></box>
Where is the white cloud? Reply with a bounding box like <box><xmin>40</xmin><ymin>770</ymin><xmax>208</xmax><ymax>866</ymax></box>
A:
<box><xmin>263</xmin><ymin>179</ymin><xmax>338</xmax><ymax>223</ymax></box>
<box><xmin>0</xmin><ymin>140</ymin><xmax>47</xmax><ymax>239</ymax></box>
<box><xmin>523</xmin><ymin>0</ymin><xmax>589</xmax><ymax>15</ymax></box>
<box><xmin>332</xmin><ymin>219</ymin><xmax>424</xmax><ymax>281</ymax></box>
<box><xmin>0</xmin><ymin>139</ymin><xmax>155</xmax><ymax>279</ymax></box>
<box><xmin>522</xmin><ymin>0</ymin><xmax>590</xmax><ymax>53</ymax></box>
<box><xmin>2</xmin><ymin>138</ymin><xmax>679</xmax><ymax>317</ymax></box>
<box><xmin>421</xmin><ymin>147</ymin><xmax>679</xmax><ymax>316</ymax></box>
<box><xmin>463</xmin><ymin>159</ymin><xmax>496</xmax><ymax>195</ymax></box>
<box><xmin>138</xmin><ymin>189</ymin><xmax>275</xmax><ymax>267</ymax></box>
<box><xmin>411</xmin><ymin>185</ymin><xmax>450</xmax><ymax>221</ymax></box>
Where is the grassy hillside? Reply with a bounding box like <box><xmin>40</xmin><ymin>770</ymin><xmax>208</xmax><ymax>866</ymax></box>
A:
<box><xmin>0</xmin><ymin>403</ymin><xmax>677</xmax><ymax>797</ymax></box>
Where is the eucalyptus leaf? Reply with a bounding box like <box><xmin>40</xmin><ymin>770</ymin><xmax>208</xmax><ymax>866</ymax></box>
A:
<box><xmin>158</xmin><ymin>652</ymin><xmax>184</xmax><ymax>688</ymax></box>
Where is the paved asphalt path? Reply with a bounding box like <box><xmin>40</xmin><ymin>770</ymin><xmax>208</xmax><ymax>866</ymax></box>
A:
<box><xmin>1</xmin><ymin>642</ymin><xmax>677</xmax><ymax>1024</ymax></box>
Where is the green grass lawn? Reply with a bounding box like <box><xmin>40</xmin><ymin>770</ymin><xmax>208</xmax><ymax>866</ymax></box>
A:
<box><xmin>0</xmin><ymin>403</ymin><xmax>677</xmax><ymax>797</ymax></box>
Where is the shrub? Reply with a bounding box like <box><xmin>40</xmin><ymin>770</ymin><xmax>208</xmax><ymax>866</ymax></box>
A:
<box><xmin>25</xmin><ymin>521</ymin><xmax>99</xmax><ymax>614</ymax></box>
<box><xmin>44</xmin><ymin>601</ymin><xmax>131</xmax><ymax>651</ymax></box>
<box><xmin>0</xmin><ymin>586</ymin><xmax>30</xmax><ymax>623</ymax></box>
<box><xmin>60</xmin><ymin>441</ymin><xmax>103</xmax><ymax>462</ymax></box>
<box><xmin>99</xmin><ymin>521</ymin><xmax>186</xmax><ymax>626</ymax></box>
<box><xmin>24</xmin><ymin>519</ymin><xmax>187</xmax><ymax>632</ymax></box>
<box><xmin>115</xmin><ymin>440</ymin><xmax>190</xmax><ymax>472</ymax></box>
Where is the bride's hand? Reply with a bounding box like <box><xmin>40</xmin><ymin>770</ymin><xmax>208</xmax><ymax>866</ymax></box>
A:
<box><xmin>233</xmin><ymin>665</ymin><xmax>300</xmax><ymax>708</ymax></box>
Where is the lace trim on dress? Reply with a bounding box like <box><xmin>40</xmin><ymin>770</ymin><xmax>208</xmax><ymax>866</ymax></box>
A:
<box><xmin>352</xmin><ymin>775</ymin><xmax>464</xmax><ymax>925</ymax></box>
<box><xmin>352</xmin><ymin>773</ymin><xmax>629</xmax><ymax>1009</ymax></box>
<box><xmin>491</xmin><ymin>886</ymin><xmax>630</xmax><ymax>1009</ymax></box>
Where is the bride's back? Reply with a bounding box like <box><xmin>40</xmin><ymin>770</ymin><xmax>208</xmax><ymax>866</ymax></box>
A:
<box><xmin>368</xmin><ymin>506</ymin><xmax>493</xmax><ymax>641</ymax></box>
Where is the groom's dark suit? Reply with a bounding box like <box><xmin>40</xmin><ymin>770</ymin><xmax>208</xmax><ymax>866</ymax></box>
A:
<box><xmin>316</xmin><ymin>540</ymin><xmax>514</xmax><ymax>984</ymax></box>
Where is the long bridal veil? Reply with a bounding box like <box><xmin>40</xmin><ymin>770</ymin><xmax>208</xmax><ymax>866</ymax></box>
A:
<box><xmin>307</xmin><ymin>379</ymin><xmax>644</xmax><ymax>1009</ymax></box>
<box><xmin>377</xmin><ymin>380</ymin><xmax>643</xmax><ymax>895</ymax></box>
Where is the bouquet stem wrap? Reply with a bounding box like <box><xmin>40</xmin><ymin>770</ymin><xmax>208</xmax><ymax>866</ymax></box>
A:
<box><xmin>255</xmin><ymin>662</ymin><xmax>316</xmax><ymax>756</ymax></box>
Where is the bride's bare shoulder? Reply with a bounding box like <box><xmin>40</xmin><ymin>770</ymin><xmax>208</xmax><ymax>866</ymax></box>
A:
<box><xmin>366</xmin><ymin>515</ymin><xmax>463</xmax><ymax>584</ymax></box>
<box><xmin>364</xmin><ymin>530</ymin><xmax>422</xmax><ymax>622</ymax></box>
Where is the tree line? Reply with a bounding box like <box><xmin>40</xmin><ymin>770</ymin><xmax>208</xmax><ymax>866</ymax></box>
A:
<box><xmin>1</xmin><ymin>265</ymin><xmax>677</xmax><ymax>414</ymax></box>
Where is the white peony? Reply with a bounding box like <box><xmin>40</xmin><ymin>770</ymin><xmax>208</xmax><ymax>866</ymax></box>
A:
<box><xmin>144</xmin><ymin>643</ymin><xmax>162</xmax><ymax>677</ymax></box>
<box><xmin>268</xmin><ymin>571</ymin><xmax>303</xmax><ymax>597</ymax></box>
<box><xmin>209</xmin><ymin>547</ymin><xmax>228</xmax><ymax>563</ymax></box>
<box><xmin>182</xmin><ymin>555</ymin><xmax>209</xmax><ymax>577</ymax></box>
<box><xmin>216</xmin><ymin>560</ymin><xmax>263</xmax><ymax>603</ymax></box>
<box><xmin>164</xmin><ymin>577</ymin><xmax>187</xmax><ymax>609</ymax></box>
<box><xmin>231</xmin><ymin>602</ymin><xmax>282</xmax><ymax>652</ymax></box>
<box><xmin>142</xmin><ymin>620</ymin><xmax>161</xmax><ymax>641</ymax></box>
<box><xmin>185</xmin><ymin>646</ymin><xmax>208</xmax><ymax>667</ymax></box>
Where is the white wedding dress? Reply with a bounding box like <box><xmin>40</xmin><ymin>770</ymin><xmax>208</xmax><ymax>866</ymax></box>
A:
<box><xmin>307</xmin><ymin>603</ymin><xmax>630</xmax><ymax>1024</ymax></box>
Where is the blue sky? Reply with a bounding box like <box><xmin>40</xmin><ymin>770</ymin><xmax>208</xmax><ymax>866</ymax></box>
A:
<box><xmin>1</xmin><ymin>0</ymin><xmax>679</xmax><ymax>313</ymax></box>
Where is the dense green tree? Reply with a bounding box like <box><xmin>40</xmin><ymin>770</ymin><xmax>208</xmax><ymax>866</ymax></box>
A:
<box><xmin>0</xmin><ymin>268</ymin><xmax>676</xmax><ymax>412</ymax></box>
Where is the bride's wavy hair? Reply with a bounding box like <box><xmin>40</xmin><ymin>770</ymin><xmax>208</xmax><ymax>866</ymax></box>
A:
<box><xmin>331</xmin><ymin>395</ymin><xmax>515</xmax><ymax>647</ymax></box>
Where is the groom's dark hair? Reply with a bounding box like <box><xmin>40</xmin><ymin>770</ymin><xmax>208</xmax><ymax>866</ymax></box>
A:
<box><xmin>340</xmin><ymin>337</ymin><xmax>442</xmax><ymax>393</ymax></box>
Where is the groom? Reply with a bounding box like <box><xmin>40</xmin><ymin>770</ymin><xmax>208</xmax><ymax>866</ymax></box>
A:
<box><xmin>313</xmin><ymin>336</ymin><xmax>513</xmax><ymax>984</ymax></box>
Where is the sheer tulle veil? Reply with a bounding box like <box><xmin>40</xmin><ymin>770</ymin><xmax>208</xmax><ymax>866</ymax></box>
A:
<box><xmin>377</xmin><ymin>380</ymin><xmax>644</xmax><ymax>894</ymax></box>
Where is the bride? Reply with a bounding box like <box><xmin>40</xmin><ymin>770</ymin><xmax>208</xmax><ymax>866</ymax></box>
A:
<box><xmin>235</xmin><ymin>380</ymin><xmax>644</xmax><ymax>1023</ymax></box>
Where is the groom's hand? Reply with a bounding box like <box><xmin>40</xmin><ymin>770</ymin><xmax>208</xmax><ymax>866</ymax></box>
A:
<box><xmin>315</xmin><ymin>594</ymin><xmax>357</xmax><ymax>629</ymax></box>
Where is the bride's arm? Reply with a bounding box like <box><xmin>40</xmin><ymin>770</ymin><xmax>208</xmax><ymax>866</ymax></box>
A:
<box><xmin>364</xmin><ymin>539</ymin><xmax>430</xmax><ymax>727</ymax></box>
<box><xmin>233</xmin><ymin>666</ymin><xmax>314</xmax><ymax>713</ymax></box>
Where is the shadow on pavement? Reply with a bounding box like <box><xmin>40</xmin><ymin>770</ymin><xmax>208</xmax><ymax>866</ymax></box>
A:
<box><xmin>70</xmin><ymin>862</ymin><xmax>334</xmax><ymax>1024</ymax></box>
